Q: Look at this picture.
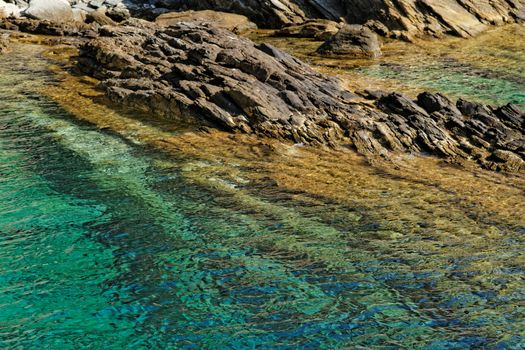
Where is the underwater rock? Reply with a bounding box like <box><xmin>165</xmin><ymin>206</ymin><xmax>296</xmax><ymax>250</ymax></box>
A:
<box><xmin>132</xmin><ymin>0</ymin><xmax>525</xmax><ymax>38</ymax></box>
<box><xmin>77</xmin><ymin>22</ymin><xmax>525</xmax><ymax>172</ymax></box>
<box><xmin>0</xmin><ymin>34</ymin><xmax>8</xmax><ymax>53</ymax></box>
<box><xmin>317</xmin><ymin>24</ymin><xmax>382</xmax><ymax>58</ymax></box>
<box><xmin>155</xmin><ymin>10</ymin><xmax>257</xmax><ymax>34</ymax></box>
<box><xmin>274</xmin><ymin>19</ymin><xmax>342</xmax><ymax>40</ymax></box>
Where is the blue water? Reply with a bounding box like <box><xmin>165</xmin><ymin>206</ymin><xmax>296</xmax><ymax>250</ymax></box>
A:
<box><xmin>0</xmin><ymin>45</ymin><xmax>524</xmax><ymax>349</ymax></box>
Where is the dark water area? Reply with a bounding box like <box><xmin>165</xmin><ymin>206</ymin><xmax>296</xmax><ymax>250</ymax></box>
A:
<box><xmin>0</xmin><ymin>44</ymin><xmax>524</xmax><ymax>349</ymax></box>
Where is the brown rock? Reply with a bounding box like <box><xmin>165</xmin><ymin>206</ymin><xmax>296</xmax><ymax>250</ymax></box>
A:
<box><xmin>77</xmin><ymin>22</ymin><xmax>525</xmax><ymax>173</ymax></box>
<box><xmin>274</xmin><ymin>19</ymin><xmax>342</xmax><ymax>40</ymax></box>
<box><xmin>155</xmin><ymin>10</ymin><xmax>257</xmax><ymax>34</ymax></box>
<box><xmin>317</xmin><ymin>24</ymin><xmax>382</xmax><ymax>58</ymax></box>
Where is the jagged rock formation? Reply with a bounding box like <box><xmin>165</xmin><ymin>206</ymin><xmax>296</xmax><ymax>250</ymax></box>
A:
<box><xmin>128</xmin><ymin>0</ymin><xmax>525</xmax><ymax>37</ymax></box>
<box><xmin>274</xmin><ymin>19</ymin><xmax>343</xmax><ymax>40</ymax></box>
<box><xmin>0</xmin><ymin>34</ymin><xmax>9</xmax><ymax>52</ymax></box>
<box><xmin>3</xmin><ymin>0</ymin><xmax>524</xmax><ymax>38</ymax></box>
<box><xmin>77</xmin><ymin>23</ymin><xmax>524</xmax><ymax>172</ymax></box>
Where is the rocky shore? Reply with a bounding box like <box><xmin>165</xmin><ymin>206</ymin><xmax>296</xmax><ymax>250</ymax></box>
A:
<box><xmin>0</xmin><ymin>0</ymin><xmax>524</xmax><ymax>172</ymax></box>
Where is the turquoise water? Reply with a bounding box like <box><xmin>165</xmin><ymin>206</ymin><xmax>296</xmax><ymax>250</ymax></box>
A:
<box><xmin>1</xmin><ymin>45</ymin><xmax>525</xmax><ymax>349</ymax></box>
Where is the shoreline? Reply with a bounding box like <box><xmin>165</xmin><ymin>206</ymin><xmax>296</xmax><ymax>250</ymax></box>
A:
<box><xmin>1</xmin><ymin>39</ymin><xmax>523</xmax><ymax>230</ymax></box>
<box><xmin>2</xmin><ymin>18</ymin><xmax>525</xmax><ymax>173</ymax></box>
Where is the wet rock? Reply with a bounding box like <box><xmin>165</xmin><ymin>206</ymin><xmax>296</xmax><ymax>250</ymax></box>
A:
<box><xmin>274</xmin><ymin>19</ymin><xmax>342</xmax><ymax>40</ymax></box>
<box><xmin>0</xmin><ymin>34</ymin><xmax>9</xmax><ymax>53</ymax></box>
<box><xmin>77</xmin><ymin>22</ymin><xmax>525</xmax><ymax>173</ymax></box>
<box><xmin>316</xmin><ymin>25</ymin><xmax>382</xmax><ymax>58</ymax></box>
<box><xmin>155</xmin><ymin>10</ymin><xmax>257</xmax><ymax>34</ymax></box>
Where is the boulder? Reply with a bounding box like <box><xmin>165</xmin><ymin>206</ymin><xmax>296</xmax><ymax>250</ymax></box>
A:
<box><xmin>24</xmin><ymin>0</ymin><xmax>74</xmax><ymax>23</ymax></box>
<box><xmin>0</xmin><ymin>0</ymin><xmax>21</xmax><ymax>18</ymax></box>
<box><xmin>317</xmin><ymin>24</ymin><xmax>382</xmax><ymax>58</ymax></box>
<box><xmin>155</xmin><ymin>10</ymin><xmax>257</xmax><ymax>34</ymax></box>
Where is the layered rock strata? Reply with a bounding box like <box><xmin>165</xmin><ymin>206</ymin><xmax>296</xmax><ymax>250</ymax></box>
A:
<box><xmin>127</xmin><ymin>0</ymin><xmax>525</xmax><ymax>37</ymax></box>
<box><xmin>77</xmin><ymin>23</ymin><xmax>524</xmax><ymax>172</ymax></box>
<box><xmin>3</xmin><ymin>0</ymin><xmax>524</xmax><ymax>38</ymax></box>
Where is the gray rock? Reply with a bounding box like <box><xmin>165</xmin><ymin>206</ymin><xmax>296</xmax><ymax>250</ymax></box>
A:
<box><xmin>24</xmin><ymin>0</ymin><xmax>74</xmax><ymax>22</ymax></box>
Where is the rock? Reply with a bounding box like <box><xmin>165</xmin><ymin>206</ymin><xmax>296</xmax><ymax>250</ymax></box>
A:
<box><xmin>137</xmin><ymin>0</ymin><xmax>524</xmax><ymax>38</ymax></box>
<box><xmin>77</xmin><ymin>22</ymin><xmax>525</xmax><ymax>173</ymax></box>
<box><xmin>274</xmin><ymin>19</ymin><xmax>342</xmax><ymax>40</ymax></box>
<box><xmin>106</xmin><ymin>5</ymin><xmax>130</xmax><ymax>22</ymax></box>
<box><xmin>417</xmin><ymin>92</ymin><xmax>461</xmax><ymax>115</ymax></box>
<box><xmin>0</xmin><ymin>17</ymin><xmax>96</xmax><ymax>36</ymax></box>
<box><xmin>317</xmin><ymin>24</ymin><xmax>382</xmax><ymax>58</ymax></box>
<box><xmin>155</xmin><ymin>10</ymin><xmax>257</xmax><ymax>34</ymax></box>
<box><xmin>0</xmin><ymin>0</ymin><xmax>21</xmax><ymax>18</ymax></box>
<box><xmin>24</xmin><ymin>0</ymin><xmax>74</xmax><ymax>23</ymax></box>
<box><xmin>487</xmin><ymin>150</ymin><xmax>524</xmax><ymax>172</ymax></box>
<box><xmin>0</xmin><ymin>34</ymin><xmax>9</xmax><ymax>53</ymax></box>
<box><xmin>136</xmin><ymin>0</ymin><xmax>307</xmax><ymax>28</ymax></box>
<box><xmin>71</xmin><ymin>8</ymin><xmax>88</xmax><ymax>23</ymax></box>
<box><xmin>85</xmin><ymin>7</ymin><xmax>117</xmax><ymax>26</ymax></box>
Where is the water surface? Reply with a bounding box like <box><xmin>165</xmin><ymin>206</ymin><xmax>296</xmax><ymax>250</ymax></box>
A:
<box><xmin>0</xmin><ymin>43</ymin><xmax>524</xmax><ymax>349</ymax></box>
<box><xmin>255</xmin><ymin>24</ymin><xmax>525</xmax><ymax>108</ymax></box>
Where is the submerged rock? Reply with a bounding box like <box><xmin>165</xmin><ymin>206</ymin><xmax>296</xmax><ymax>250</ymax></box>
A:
<box><xmin>77</xmin><ymin>22</ymin><xmax>525</xmax><ymax>172</ymax></box>
<box><xmin>0</xmin><ymin>34</ymin><xmax>8</xmax><ymax>53</ymax></box>
<box><xmin>317</xmin><ymin>24</ymin><xmax>382</xmax><ymax>58</ymax></box>
<box><xmin>274</xmin><ymin>19</ymin><xmax>342</xmax><ymax>40</ymax></box>
<box><xmin>155</xmin><ymin>10</ymin><xmax>257</xmax><ymax>34</ymax></box>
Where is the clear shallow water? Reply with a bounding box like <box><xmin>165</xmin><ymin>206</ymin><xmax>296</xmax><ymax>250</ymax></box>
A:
<box><xmin>255</xmin><ymin>24</ymin><xmax>525</xmax><ymax>108</ymax></box>
<box><xmin>0</xmin><ymin>45</ymin><xmax>524</xmax><ymax>349</ymax></box>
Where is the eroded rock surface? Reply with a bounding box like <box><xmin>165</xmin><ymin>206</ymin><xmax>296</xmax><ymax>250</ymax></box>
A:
<box><xmin>77</xmin><ymin>23</ymin><xmax>524</xmax><ymax>172</ymax></box>
<box><xmin>134</xmin><ymin>0</ymin><xmax>525</xmax><ymax>37</ymax></box>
